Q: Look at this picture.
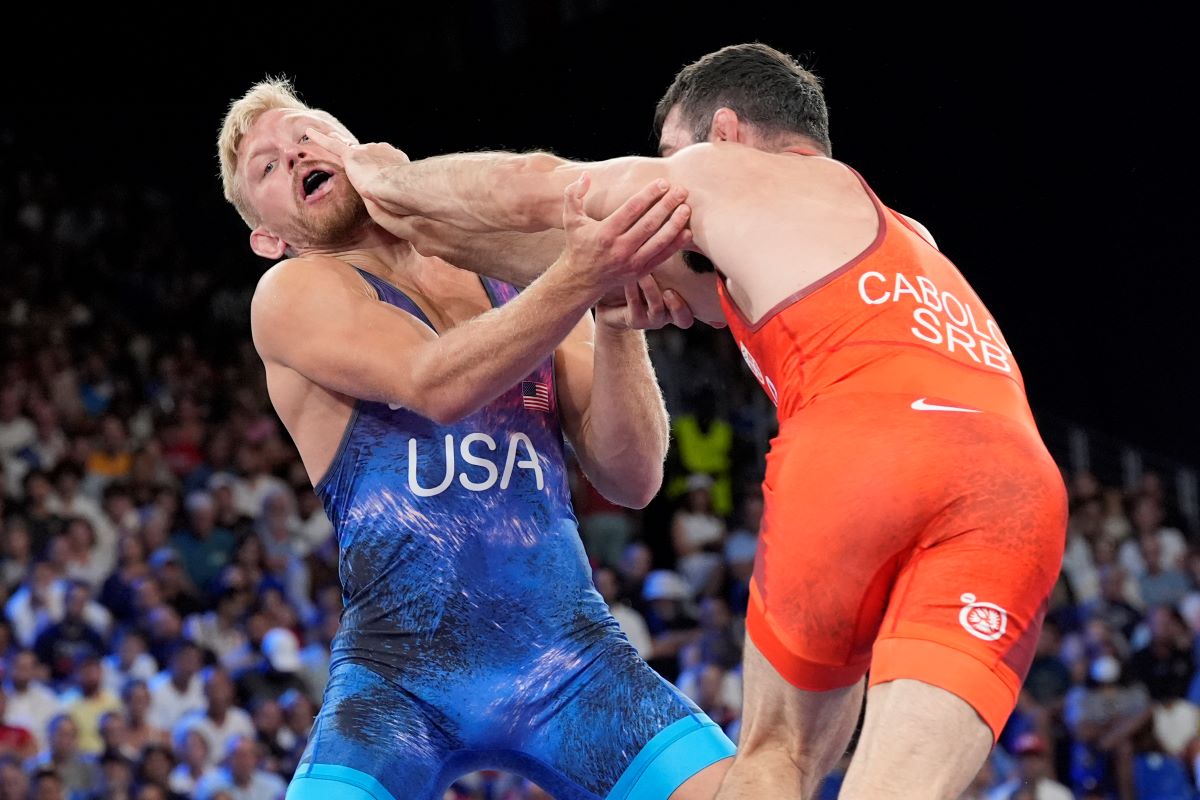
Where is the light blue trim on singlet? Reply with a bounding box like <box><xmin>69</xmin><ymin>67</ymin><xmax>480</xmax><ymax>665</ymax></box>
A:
<box><xmin>288</xmin><ymin>764</ymin><xmax>397</xmax><ymax>800</ymax></box>
<box><xmin>605</xmin><ymin>713</ymin><xmax>735</xmax><ymax>800</ymax></box>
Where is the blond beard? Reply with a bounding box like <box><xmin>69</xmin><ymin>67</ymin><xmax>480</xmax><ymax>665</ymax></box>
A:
<box><xmin>297</xmin><ymin>185</ymin><xmax>372</xmax><ymax>247</ymax></box>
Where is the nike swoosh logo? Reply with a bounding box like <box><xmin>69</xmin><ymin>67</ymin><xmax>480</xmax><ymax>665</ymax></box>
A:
<box><xmin>911</xmin><ymin>398</ymin><xmax>981</xmax><ymax>413</ymax></box>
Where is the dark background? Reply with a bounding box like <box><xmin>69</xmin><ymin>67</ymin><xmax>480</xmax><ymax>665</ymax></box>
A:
<box><xmin>3</xmin><ymin>3</ymin><xmax>1197</xmax><ymax>460</ymax></box>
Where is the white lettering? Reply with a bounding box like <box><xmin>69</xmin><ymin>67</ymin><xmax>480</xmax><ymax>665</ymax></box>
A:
<box><xmin>740</xmin><ymin>342</ymin><xmax>764</xmax><ymax>383</ymax></box>
<box><xmin>501</xmin><ymin>433</ymin><xmax>544</xmax><ymax>490</ymax></box>
<box><xmin>764</xmin><ymin>376</ymin><xmax>779</xmax><ymax>406</ymax></box>
<box><xmin>945</xmin><ymin>324</ymin><xmax>983</xmax><ymax>363</ymax></box>
<box><xmin>980</xmin><ymin>341</ymin><xmax>1013</xmax><ymax>373</ymax></box>
<box><xmin>409</xmin><ymin>435</ymin><xmax>455</xmax><ymax>497</ymax></box>
<box><xmin>862</xmin><ymin>272</ymin><xmax>1013</xmax><ymax>376</ymax></box>
<box><xmin>858</xmin><ymin>272</ymin><xmax>890</xmax><ymax>304</ymax></box>
<box><xmin>911</xmin><ymin>308</ymin><xmax>944</xmax><ymax>345</ymax></box>
<box><xmin>893</xmin><ymin>273</ymin><xmax>920</xmax><ymax>303</ymax></box>
<box><xmin>915</xmin><ymin>276</ymin><xmax>943</xmax><ymax>312</ymax></box>
<box><xmin>941</xmin><ymin>291</ymin><xmax>969</xmax><ymax>327</ymax></box>
<box><xmin>963</xmin><ymin>302</ymin><xmax>993</xmax><ymax>343</ymax></box>
<box><xmin>458</xmin><ymin>433</ymin><xmax>499</xmax><ymax>491</ymax></box>
<box><xmin>987</xmin><ymin>319</ymin><xmax>1012</xmax><ymax>354</ymax></box>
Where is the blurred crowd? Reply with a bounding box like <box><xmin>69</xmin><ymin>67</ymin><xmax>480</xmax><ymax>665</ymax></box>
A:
<box><xmin>2</xmin><ymin>138</ymin><xmax>1199</xmax><ymax>800</ymax></box>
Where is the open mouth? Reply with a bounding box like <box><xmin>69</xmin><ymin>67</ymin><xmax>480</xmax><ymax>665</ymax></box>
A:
<box><xmin>302</xmin><ymin>170</ymin><xmax>333</xmax><ymax>199</ymax></box>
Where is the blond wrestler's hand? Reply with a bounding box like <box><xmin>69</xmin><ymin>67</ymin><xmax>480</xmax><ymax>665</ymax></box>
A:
<box><xmin>560</xmin><ymin>173</ymin><xmax>692</xmax><ymax>297</ymax></box>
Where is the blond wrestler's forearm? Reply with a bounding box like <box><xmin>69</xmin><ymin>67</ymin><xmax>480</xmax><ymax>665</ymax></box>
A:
<box><xmin>573</xmin><ymin>326</ymin><xmax>669</xmax><ymax>508</ymax></box>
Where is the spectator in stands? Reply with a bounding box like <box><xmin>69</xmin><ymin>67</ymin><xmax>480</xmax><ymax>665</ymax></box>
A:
<box><xmin>0</xmin><ymin>754</ymin><xmax>30</xmax><ymax>800</ymax></box>
<box><xmin>0</xmin><ymin>687</ymin><xmax>36</xmax><ymax>760</ymax></box>
<box><xmin>989</xmin><ymin>733</ymin><xmax>1074</xmax><ymax>800</ymax></box>
<box><xmin>85</xmin><ymin>417</ymin><xmax>132</xmax><ymax>491</ymax></box>
<box><xmin>1119</xmin><ymin>494</ymin><xmax>1188</xmax><ymax>579</ymax></box>
<box><xmin>25</xmin><ymin>400</ymin><xmax>68</xmax><ymax>477</ymax></box>
<box><xmin>99</xmin><ymin>486</ymin><xmax>138</xmax><ymax>543</ymax></box>
<box><xmin>100</xmin><ymin>630</ymin><xmax>156</xmax><ymax>695</ymax></box>
<box><xmin>60</xmin><ymin>519</ymin><xmax>109</xmax><ymax>591</ymax></box>
<box><xmin>93</xmin><ymin>751</ymin><xmax>136</xmax><ymax>800</ymax></box>
<box><xmin>0</xmin><ymin>388</ymin><xmax>35</xmax><ymax>465</ymax></box>
<box><xmin>291</xmin><ymin>488</ymin><xmax>333</xmax><ymax>559</ymax></box>
<box><xmin>98</xmin><ymin>710</ymin><xmax>139</xmax><ymax>762</ymax></box>
<box><xmin>29</xmin><ymin>767</ymin><xmax>66</xmax><ymax>800</ymax></box>
<box><xmin>1102</xmin><ymin>487</ymin><xmax>1133</xmax><ymax>542</ymax></box>
<box><xmin>0</xmin><ymin>622</ymin><xmax>14</xmax><ymax>678</ymax></box>
<box><xmin>0</xmin><ymin>522</ymin><xmax>33</xmax><ymax>596</ymax></box>
<box><xmin>22</xmin><ymin>471</ymin><xmax>64</xmax><ymax>558</ymax></box>
<box><xmin>146</xmin><ymin>550</ymin><xmax>202</xmax><ymax>619</ymax></box>
<box><xmin>235</xmin><ymin>630</ymin><xmax>307</xmax><ymax>707</ymax></box>
<box><xmin>1064</xmin><ymin>655</ymin><xmax>1151</xmax><ymax>800</ymax></box>
<box><xmin>278</xmin><ymin>691</ymin><xmax>314</xmax><ymax>757</ymax></box>
<box><xmin>119</xmin><ymin>680</ymin><xmax>168</xmax><ymax>753</ymax></box>
<box><xmin>147</xmin><ymin>643</ymin><xmax>204</xmax><ymax>732</ymax></box>
<box><xmin>61</xmin><ymin>656</ymin><xmax>122</xmax><ymax>754</ymax></box>
<box><xmin>249</xmin><ymin>700</ymin><xmax>294</xmax><ymax>777</ymax></box>
<box><xmin>178</xmin><ymin>668</ymin><xmax>254</xmax><ymax>767</ymax></box>
<box><xmin>221</xmin><ymin>612</ymin><xmax>269</xmax><ymax>677</ymax></box>
<box><xmin>230</xmin><ymin>539</ymin><xmax>266</xmax><ymax>599</ymax></box>
<box><xmin>34</xmin><ymin>581</ymin><xmax>106</xmax><ymax>684</ymax></box>
<box><xmin>143</xmin><ymin>607</ymin><xmax>187</xmax><ymax>671</ymax></box>
<box><xmin>616</xmin><ymin>542</ymin><xmax>652</xmax><ymax>616</ymax></box>
<box><xmin>296</xmin><ymin>612</ymin><xmax>337</xmax><ymax>701</ymax></box>
<box><xmin>671</xmin><ymin>474</ymin><xmax>726</xmax><ymax>597</ymax></box>
<box><xmin>666</xmin><ymin>389</ymin><xmax>733</xmax><ymax>517</ymax></box>
<box><xmin>194</xmin><ymin>736</ymin><xmax>285</xmax><ymax>800</ymax></box>
<box><xmin>1128</xmin><ymin>608</ymin><xmax>1200</xmax><ymax>754</ymax></box>
<box><xmin>49</xmin><ymin>465</ymin><xmax>116</xmax><ymax>575</ymax></box>
<box><xmin>1138</xmin><ymin>536</ymin><xmax>1193</xmax><ymax>610</ymax></box>
<box><xmin>26</xmin><ymin>715</ymin><xmax>101</xmax><ymax>800</ymax></box>
<box><xmin>229</xmin><ymin>446</ymin><xmax>287</xmax><ymax>524</ymax></box>
<box><xmin>1082</xmin><ymin>566</ymin><xmax>1142</xmax><ymax>642</ymax></box>
<box><xmin>167</xmin><ymin>726</ymin><xmax>214</xmax><ymax>797</ymax></box>
<box><xmin>722</xmin><ymin>529</ymin><xmax>756</xmax><ymax>618</ymax></box>
<box><xmin>1062</xmin><ymin>497</ymin><xmax>1104</xmax><ymax>603</ymax></box>
<box><xmin>207</xmin><ymin>476</ymin><xmax>254</xmax><ymax>542</ymax></box>
<box><xmin>1023</xmin><ymin>620</ymin><xmax>1072</xmax><ymax>723</ymax></box>
<box><xmin>592</xmin><ymin>567</ymin><xmax>651</xmax><ymax>658</ymax></box>
<box><xmin>640</xmin><ymin>570</ymin><xmax>700</xmax><ymax>683</ymax></box>
<box><xmin>184</xmin><ymin>571</ymin><xmax>250</xmax><ymax>667</ymax></box>
<box><xmin>134</xmin><ymin>743</ymin><xmax>181</xmax><ymax>800</ymax></box>
<box><xmin>685</xmin><ymin>596</ymin><xmax>742</xmax><ymax>673</ymax></box>
<box><xmin>2</xmin><ymin>650</ymin><xmax>60</xmax><ymax>750</ymax></box>
<box><xmin>169</xmin><ymin>491</ymin><xmax>234</xmax><ymax>597</ymax></box>
<box><xmin>161</xmin><ymin>396</ymin><xmax>208</xmax><ymax>482</ymax></box>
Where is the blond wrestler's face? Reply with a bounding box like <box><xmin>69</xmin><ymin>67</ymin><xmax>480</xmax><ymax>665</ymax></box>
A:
<box><xmin>238</xmin><ymin>108</ymin><xmax>371</xmax><ymax>256</ymax></box>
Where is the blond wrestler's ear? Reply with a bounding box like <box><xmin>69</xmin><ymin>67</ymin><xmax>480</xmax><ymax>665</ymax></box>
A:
<box><xmin>250</xmin><ymin>227</ymin><xmax>288</xmax><ymax>261</ymax></box>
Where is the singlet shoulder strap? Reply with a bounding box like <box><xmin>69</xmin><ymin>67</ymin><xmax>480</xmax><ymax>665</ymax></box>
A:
<box><xmin>479</xmin><ymin>276</ymin><xmax>519</xmax><ymax>308</ymax></box>
<box><xmin>352</xmin><ymin>266</ymin><xmax>435</xmax><ymax>329</ymax></box>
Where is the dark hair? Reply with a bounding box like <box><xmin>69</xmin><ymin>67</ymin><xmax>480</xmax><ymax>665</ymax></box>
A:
<box><xmin>654</xmin><ymin>43</ymin><xmax>831</xmax><ymax>155</ymax></box>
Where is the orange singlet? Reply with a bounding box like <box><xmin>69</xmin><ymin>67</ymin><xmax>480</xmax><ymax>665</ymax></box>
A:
<box><xmin>717</xmin><ymin>153</ymin><xmax>1067</xmax><ymax>739</ymax></box>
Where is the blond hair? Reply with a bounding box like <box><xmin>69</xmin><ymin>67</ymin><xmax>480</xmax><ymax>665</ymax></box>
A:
<box><xmin>217</xmin><ymin>78</ymin><xmax>345</xmax><ymax>227</ymax></box>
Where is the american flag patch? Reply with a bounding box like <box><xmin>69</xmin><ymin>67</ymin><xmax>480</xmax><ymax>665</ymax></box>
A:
<box><xmin>521</xmin><ymin>381</ymin><xmax>551</xmax><ymax>412</ymax></box>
